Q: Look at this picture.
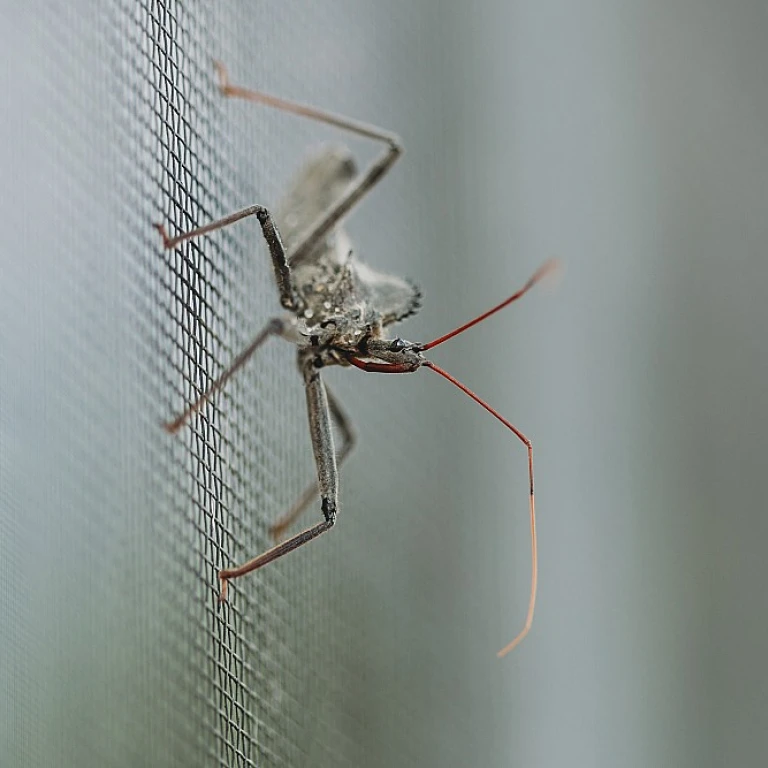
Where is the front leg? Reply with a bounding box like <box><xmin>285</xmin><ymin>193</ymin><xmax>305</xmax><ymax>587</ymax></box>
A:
<box><xmin>219</xmin><ymin>359</ymin><xmax>339</xmax><ymax>599</ymax></box>
<box><xmin>154</xmin><ymin>204</ymin><xmax>299</xmax><ymax>311</ymax></box>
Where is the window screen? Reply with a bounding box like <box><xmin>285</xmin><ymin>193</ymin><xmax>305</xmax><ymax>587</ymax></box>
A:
<box><xmin>1</xmin><ymin>3</ymin><xmax>523</xmax><ymax>767</ymax></box>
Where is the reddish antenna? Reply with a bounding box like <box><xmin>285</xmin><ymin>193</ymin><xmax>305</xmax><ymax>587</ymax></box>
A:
<box><xmin>349</xmin><ymin>259</ymin><xmax>556</xmax><ymax>656</ymax></box>
<box><xmin>425</xmin><ymin>362</ymin><xmax>537</xmax><ymax>658</ymax></box>
<box><xmin>421</xmin><ymin>259</ymin><xmax>557</xmax><ymax>352</ymax></box>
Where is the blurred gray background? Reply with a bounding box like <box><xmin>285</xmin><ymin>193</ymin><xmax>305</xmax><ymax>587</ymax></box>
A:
<box><xmin>1</xmin><ymin>1</ymin><xmax>767</xmax><ymax>766</ymax></box>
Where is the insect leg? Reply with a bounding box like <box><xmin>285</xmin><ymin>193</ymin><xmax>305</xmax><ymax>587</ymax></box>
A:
<box><xmin>219</xmin><ymin>361</ymin><xmax>339</xmax><ymax>599</ymax></box>
<box><xmin>164</xmin><ymin>317</ymin><xmax>288</xmax><ymax>434</ymax></box>
<box><xmin>154</xmin><ymin>205</ymin><xmax>299</xmax><ymax>311</ymax></box>
<box><xmin>270</xmin><ymin>385</ymin><xmax>356</xmax><ymax>542</ymax></box>
<box><xmin>213</xmin><ymin>60</ymin><xmax>403</xmax><ymax>266</ymax></box>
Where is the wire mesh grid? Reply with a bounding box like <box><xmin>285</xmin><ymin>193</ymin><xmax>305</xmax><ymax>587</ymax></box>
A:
<box><xmin>8</xmin><ymin>3</ymin><xmax>768</xmax><ymax>767</ymax></box>
<box><xmin>2</xmin><ymin>2</ymin><xmax>519</xmax><ymax>766</ymax></box>
<box><xmin>123</xmin><ymin>4</ymin><xmax>316</xmax><ymax>765</ymax></box>
<box><xmin>0</xmin><ymin>1</ymin><xmax>349</xmax><ymax>765</ymax></box>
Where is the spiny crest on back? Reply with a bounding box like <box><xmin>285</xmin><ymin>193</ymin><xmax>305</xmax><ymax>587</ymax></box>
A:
<box><xmin>276</xmin><ymin>146</ymin><xmax>422</xmax><ymax>328</ymax></box>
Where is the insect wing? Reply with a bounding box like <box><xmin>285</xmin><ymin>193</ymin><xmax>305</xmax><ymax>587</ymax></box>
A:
<box><xmin>276</xmin><ymin>146</ymin><xmax>422</xmax><ymax>326</ymax></box>
<box><xmin>353</xmin><ymin>261</ymin><xmax>422</xmax><ymax>326</ymax></box>
<box><xmin>276</xmin><ymin>145</ymin><xmax>358</xmax><ymax>261</ymax></box>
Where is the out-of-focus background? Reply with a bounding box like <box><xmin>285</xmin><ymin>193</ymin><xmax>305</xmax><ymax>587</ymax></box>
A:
<box><xmin>1</xmin><ymin>2</ymin><xmax>766</xmax><ymax>766</ymax></box>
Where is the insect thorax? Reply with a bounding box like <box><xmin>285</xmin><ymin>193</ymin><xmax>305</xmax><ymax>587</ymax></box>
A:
<box><xmin>276</xmin><ymin>146</ymin><xmax>423</xmax><ymax>336</ymax></box>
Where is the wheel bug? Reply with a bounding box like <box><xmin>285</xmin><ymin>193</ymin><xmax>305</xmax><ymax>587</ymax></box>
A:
<box><xmin>156</xmin><ymin>61</ymin><xmax>555</xmax><ymax>658</ymax></box>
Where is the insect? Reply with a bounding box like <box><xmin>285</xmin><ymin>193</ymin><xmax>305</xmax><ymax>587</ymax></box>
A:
<box><xmin>155</xmin><ymin>61</ymin><xmax>555</xmax><ymax>657</ymax></box>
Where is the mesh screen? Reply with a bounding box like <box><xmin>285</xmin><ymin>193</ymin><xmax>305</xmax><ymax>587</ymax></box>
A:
<box><xmin>5</xmin><ymin>3</ymin><xmax>768</xmax><ymax>767</ymax></box>
<box><xmin>1</xmin><ymin>3</ymin><xmax>501</xmax><ymax>766</ymax></box>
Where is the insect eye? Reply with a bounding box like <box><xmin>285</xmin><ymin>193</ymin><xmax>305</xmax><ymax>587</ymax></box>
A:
<box><xmin>388</xmin><ymin>338</ymin><xmax>406</xmax><ymax>352</ymax></box>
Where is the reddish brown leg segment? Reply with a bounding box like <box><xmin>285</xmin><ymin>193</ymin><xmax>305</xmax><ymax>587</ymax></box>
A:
<box><xmin>163</xmin><ymin>318</ymin><xmax>287</xmax><ymax>434</ymax></box>
<box><xmin>213</xmin><ymin>60</ymin><xmax>403</xmax><ymax>267</ymax></box>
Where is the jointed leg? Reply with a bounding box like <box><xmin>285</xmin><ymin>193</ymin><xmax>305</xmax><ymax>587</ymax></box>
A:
<box><xmin>270</xmin><ymin>385</ymin><xmax>356</xmax><ymax>541</ymax></box>
<box><xmin>213</xmin><ymin>61</ymin><xmax>403</xmax><ymax>266</ymax></box>
<box><xmin>219</xmin><ymin>363</ymin><xmax>339</xmax><ymax>599</ymax></box>
<box><xmin>164</xmin><ymin>317</ymin><xmax>288</xmax><ymax>434</ymax></box>
<box><xmin>154</xmin><ymin>205</ymin><xmax>299</xmax><ymax>311</ymax></box>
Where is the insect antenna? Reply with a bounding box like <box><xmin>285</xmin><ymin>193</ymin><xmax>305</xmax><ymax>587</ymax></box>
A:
<box><xmin>420</xmin><ymin>260</ymin><xmax>556</xmax><ymax>656</ymax></box>
<box><xmin>334</xmin><ymin>261</ymin><xmax>556</xmax><ymax>654</ymax></box>
<box><xmin>423</xmin><ymin>361</ymin><xmax>536</xmax><ymax>658</ymax></box>
<box><xmin>419</xmin><ymin>259</ymin><xmax>558</xmax><ymax>352</ymax></box>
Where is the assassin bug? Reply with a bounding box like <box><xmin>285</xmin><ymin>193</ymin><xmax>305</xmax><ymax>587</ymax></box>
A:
<box><xmin>156</xmin><ymin>61</ymin><xmax>555</xmax><ymax>657</ymax></box>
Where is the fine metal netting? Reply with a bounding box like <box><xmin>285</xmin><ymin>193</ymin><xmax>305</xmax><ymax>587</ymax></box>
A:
<box><xmin>1</xmin><ymin>2</ymin><xmax>533</xmax><ymax>766</ymax></box>
<box><xmin>6</xmin><ymin>3</ymin><xmax>768</xmax><ymax>768</ymax></box>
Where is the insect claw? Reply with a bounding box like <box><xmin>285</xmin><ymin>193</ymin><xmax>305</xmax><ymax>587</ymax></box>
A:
<box><xmin>162</xmin><ymin>417</ymin><xmax>183</xmax><ymax>435</ymax></box>
<box><xmin>269</xmin><ymin>522</ymin><xmax>288</xmax><ymax>544</ymax></box>
<box><xmin>212</xmin><ymin>59</ymin><xmax>231</xmax><ymax>93</ymax></box>
<box><xmin>153</xmin><ymin>222</ymin><xmax>172</xmax><ymax>249</ymax></box>
<box><xmin>218</xmin><ymin>575</ymin><xmax>229</xmax><ymax>604</ymax></box>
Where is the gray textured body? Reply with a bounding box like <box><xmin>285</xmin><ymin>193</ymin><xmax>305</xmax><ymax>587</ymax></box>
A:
<box><xmin>277</xmin><ymin>146</ymin><xmax>422</xmax><ymax>342</ymax></box>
